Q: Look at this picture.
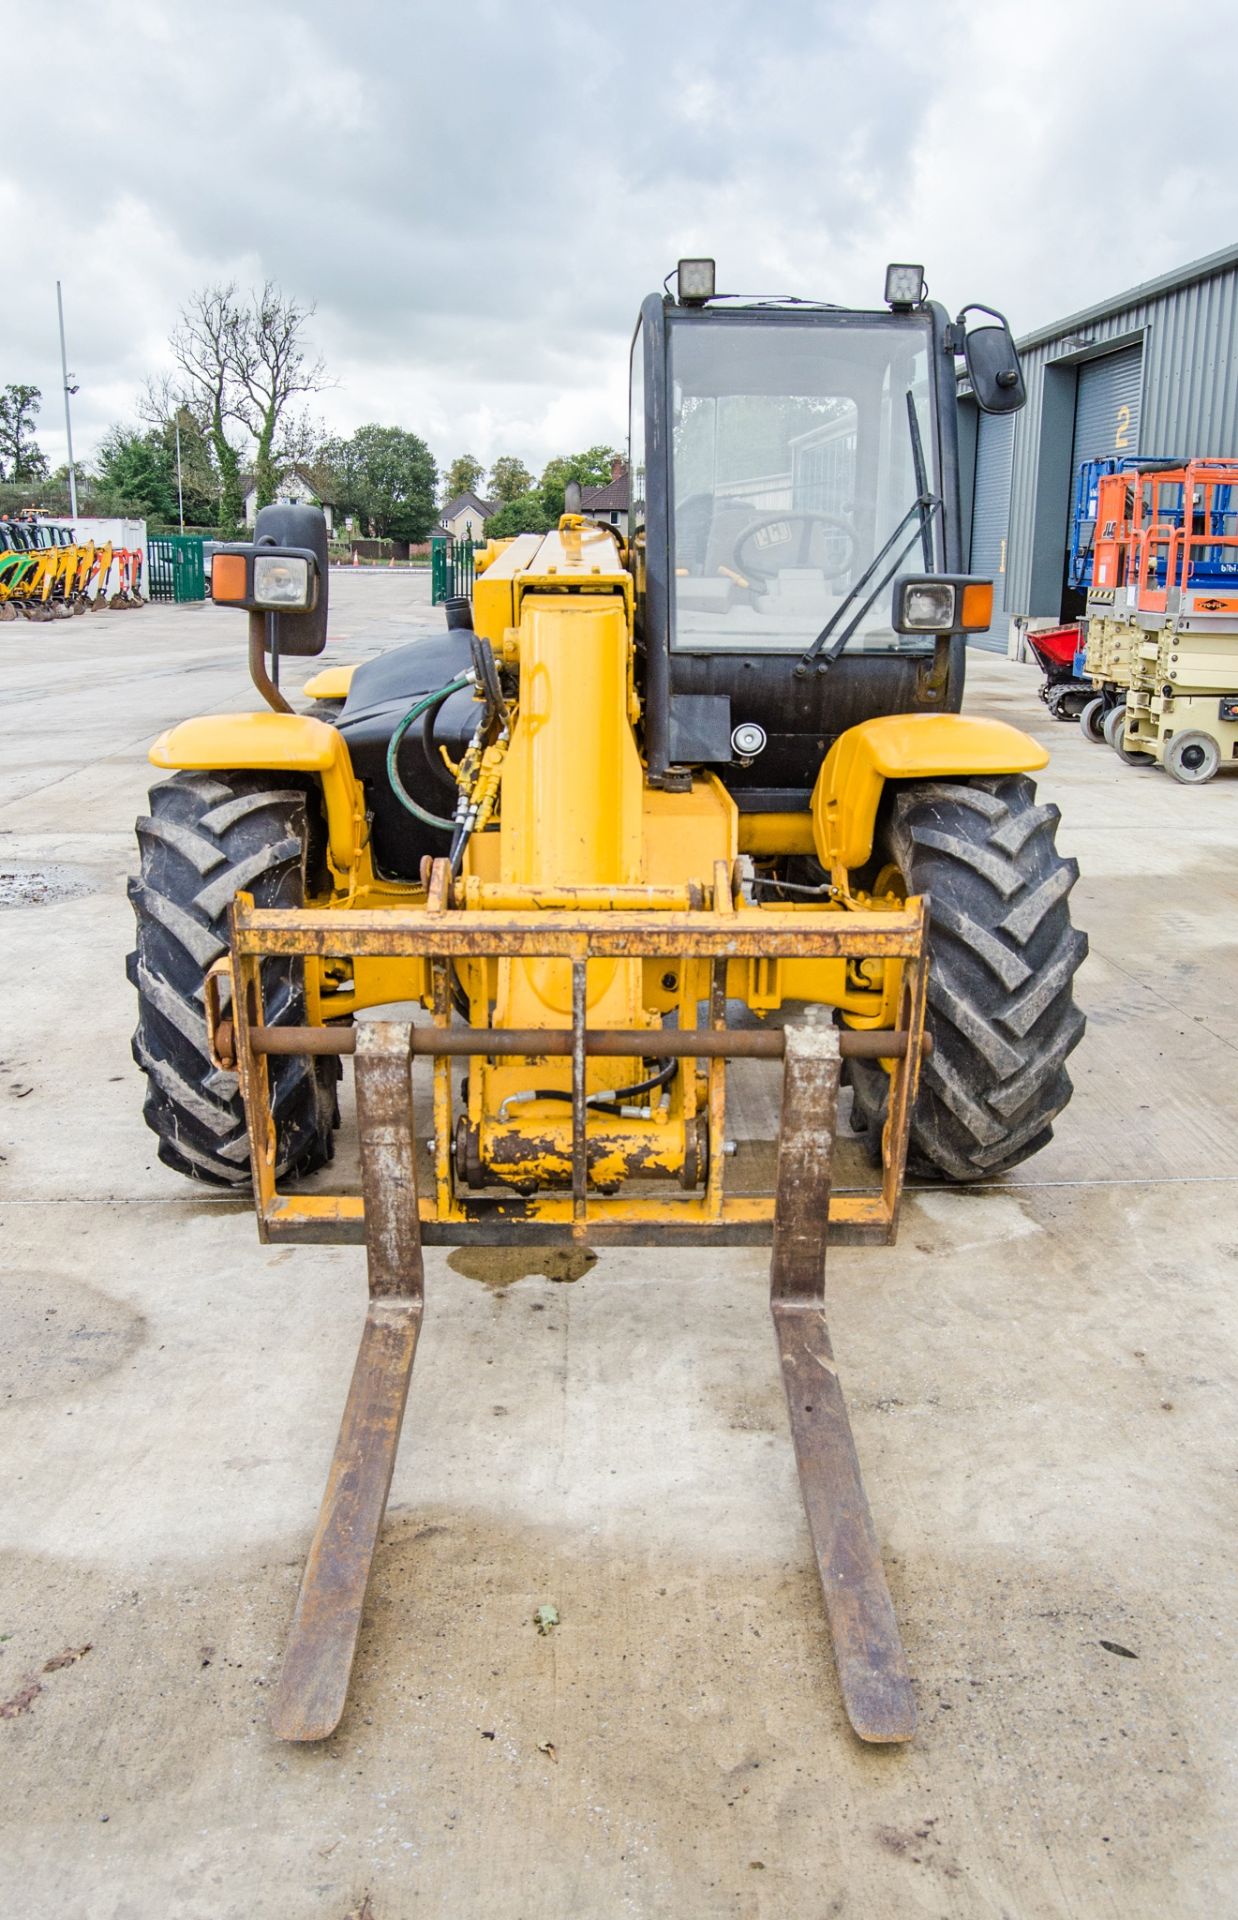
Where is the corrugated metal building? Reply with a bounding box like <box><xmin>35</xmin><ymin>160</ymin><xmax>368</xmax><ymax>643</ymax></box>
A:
<box><xmin>960</xmin><ymin>243</ymin><xmax>1238</xmax><ymax>651</ymax></box>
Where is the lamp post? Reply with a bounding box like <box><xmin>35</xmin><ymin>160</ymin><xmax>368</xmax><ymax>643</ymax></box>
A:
<box><xmin>175</xmin><ymin>417</ymin><xmax>185</xmax><ymax>534</ymax></box>
<box><xmin>56</xmin><ymin>280</ymin><xmax>79</xmax><ymax>519</ymax></box>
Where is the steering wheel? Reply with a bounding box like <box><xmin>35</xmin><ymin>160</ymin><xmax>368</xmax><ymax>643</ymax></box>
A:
<box><xmin>731</xmin><ymin>510</ymin><xmax>857</xmax><ymax>585</ymax></box>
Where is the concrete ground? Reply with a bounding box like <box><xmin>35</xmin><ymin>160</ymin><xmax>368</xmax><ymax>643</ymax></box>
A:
<box><xmin>1</xmin><ymin>574</ymin><xmax>1236</xmax><ymax>1920</ymax></box>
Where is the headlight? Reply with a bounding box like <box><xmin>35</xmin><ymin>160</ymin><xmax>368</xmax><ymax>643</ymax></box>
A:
<box><xmin>892</xmin><ymin>575</ymin><xmax>995</xmax><ymax>633</ymax></box>
<box><xmin>254</xmin><ymin>554</ymin><xmax>312</xmax><ymax>608</ymax></box>
<box><xmin>902</xmin><ymin>582</ymin><xmax>957</xmax><ymax>629</ymax></box>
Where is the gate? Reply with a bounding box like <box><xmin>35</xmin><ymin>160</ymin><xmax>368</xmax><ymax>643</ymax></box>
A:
<box><xmin>430</xmin><ymin>534</ymin><xmax>476</xmax><ymax>606</ymax></box>
<box><xmin>148</xmin><ymin>535</ymin><xmax>206</xmax><ymax>603</ymax></box>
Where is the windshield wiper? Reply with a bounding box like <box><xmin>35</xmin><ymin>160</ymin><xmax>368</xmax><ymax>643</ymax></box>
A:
<box><xmin>795</xmin><ymin>389</ymin><xmax>940</xmax><ymax>678</ymax></box>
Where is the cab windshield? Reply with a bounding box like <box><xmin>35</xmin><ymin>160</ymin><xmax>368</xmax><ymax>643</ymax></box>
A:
<box><xmin>668</xmin><ymin>315</ymin><xmax>937</xmax><ymax>652</ymax></box>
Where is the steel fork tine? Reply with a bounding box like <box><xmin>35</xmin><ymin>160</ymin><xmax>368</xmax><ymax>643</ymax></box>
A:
<box><xmin>771</xmin><ymin>1023</ymin><xmax>916</xmax><ymax>1744</ymax></box>
<box><xmin>270</xmin><ymin>1022</ymin><xmax>423</xmax><ymax>1742</ymax></box>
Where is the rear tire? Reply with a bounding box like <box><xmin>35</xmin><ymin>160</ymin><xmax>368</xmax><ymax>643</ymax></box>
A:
<box><xmin>128</xmin><ymin>771</ymin><xmax>338</xmax><ymax>1186</ymax></box>
<box><xmin>1102</xmin><ymin>701</ymin><xmax>1127</xmax><ymax>750</ymax></box>
<box><xmin>1079</xmin><ymin>696</ymin><xmax>1107</xmax><ymax>744</ymax></box>
<box><xmin>849</xmin><ymin>776</ymin><xmax>1087</xmax><ymax>1181</ymax></box>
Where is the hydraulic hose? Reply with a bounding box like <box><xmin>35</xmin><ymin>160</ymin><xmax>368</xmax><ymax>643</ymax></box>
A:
<box><xmin>498</xmin><ymin>1059</ymin><xmax>678</xmax><ymax>1122</ymax></box>
<box><xmin>386</xmin><ymin>673</ymin><xmax>473</xmax><ymax>832</ymax></box>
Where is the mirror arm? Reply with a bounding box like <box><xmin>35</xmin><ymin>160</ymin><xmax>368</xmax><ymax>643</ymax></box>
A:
<box><xmin>249</xmin><ymin>613</ymin><xmax>294</xmax><ymax>714</ymax></box>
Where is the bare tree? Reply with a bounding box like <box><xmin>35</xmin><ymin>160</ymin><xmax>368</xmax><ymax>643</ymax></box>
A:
<box><xmin>228</xmin><ymin>282</ymin><xmax>330</xmax><ymax>513</ymax></box>
<box><xmin>170</xmin><ymin>285</ymin><xmax>248</xmax><ymax>534</ymax></box>
<box><xmin>167</xmin><ymin>281</ymin><xmax>330</xmax><ymax>533</ymax></box>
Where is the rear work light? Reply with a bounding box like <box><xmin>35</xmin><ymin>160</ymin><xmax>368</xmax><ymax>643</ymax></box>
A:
<box><xmin>892</xmin><ymin>574</ymin><xmax>994</xmax><ymax>634</ymax></box>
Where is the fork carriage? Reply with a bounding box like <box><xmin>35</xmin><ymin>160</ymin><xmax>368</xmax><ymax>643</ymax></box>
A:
<box><xmin>207</xmin><ymin>874</ymin><xmax>929</xmax><ymax>1743</ymax></box>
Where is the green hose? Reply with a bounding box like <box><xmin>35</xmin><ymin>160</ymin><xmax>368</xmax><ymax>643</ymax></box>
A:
<box><xmin>386</xmin><ymin>673</ymin><xmax>472</xmax><ymax>832</ymax></box>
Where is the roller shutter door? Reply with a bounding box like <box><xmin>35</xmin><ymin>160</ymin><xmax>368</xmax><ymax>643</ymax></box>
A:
<box><xmin>1071</xmin><ymin>344</ymin><xmax>1143</xmax><ymax>473</ymax></box>
<box><xmin>969</xmin><ymin>410</ymin><xmax>1015</xmax><ymax>652</ymax></box>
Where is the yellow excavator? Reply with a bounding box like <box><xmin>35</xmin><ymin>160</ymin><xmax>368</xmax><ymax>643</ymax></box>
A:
<box><xmin>129</xmin><ymin>259</ymin><xmax>1085</xmax><ymax>1745</ymax></box>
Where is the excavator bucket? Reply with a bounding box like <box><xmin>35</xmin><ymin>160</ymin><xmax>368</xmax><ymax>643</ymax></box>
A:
<box><xmin>212</xmin><ymin>871</ymin><xmax>929</xmax><ymax>1745</ymax></box>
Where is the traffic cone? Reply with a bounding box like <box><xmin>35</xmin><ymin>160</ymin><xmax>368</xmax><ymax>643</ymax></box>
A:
<box><xmin>352</xmin><ymin>548</ymin><xmax>359</xmax><ymax>568</ymax></box>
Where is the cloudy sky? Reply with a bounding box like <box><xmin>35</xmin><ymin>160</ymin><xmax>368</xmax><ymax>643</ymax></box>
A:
<box><xmin>6</xmin><ymin>0</ymin><xmax>1235</xmax><ymax>482</ymax></box>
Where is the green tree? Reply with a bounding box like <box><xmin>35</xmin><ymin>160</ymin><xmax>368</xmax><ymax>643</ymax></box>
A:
<box><xmin>485</xmin><ymin>492</ymin><xmax>554</xmax><ymax>539</ymax></box>
<box><xmin>333</xmin><ymin>424</ymin><xmax>438</xmax><ymax>556</ymax></box>
<box><xmin>0</xmin><ymin>385</ymin><xmax>48</xmax><ymax>483</ymax></box>
<box><xmin>443</xmin><ymin>454</ymin><xmax>485</xmax><ymax>501</ymax></box>
<box><xmin>161</xmin><ymin>407</ymin><xmax>220</xmax><ymax>526</ymax></box>
<box><xmin>538</xmin><ymin>445</ymin><xmax>620</xmax><ymax>519</ymax></box>
<box><xmin>489</xmin><ymin>455</ymin><xmax>533</xmax><ymax>503</ymax></box>
<box><xmin>94</xmin><ymin>427</ymin><xmax>180</xmax><ymax>522</ymax></box>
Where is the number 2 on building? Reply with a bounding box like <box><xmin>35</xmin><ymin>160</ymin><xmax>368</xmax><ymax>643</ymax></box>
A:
<box><xmin>1114</xmin><ymin>404</ymin><xmax>1132</xmax><ymax>450</ymax></box>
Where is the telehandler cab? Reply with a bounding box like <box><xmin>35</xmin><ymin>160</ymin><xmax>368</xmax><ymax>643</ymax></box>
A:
<box><xmin>130</xmin><ymin>260</ymin><xmax>1085</xmax><ymax>1745</ymax></box>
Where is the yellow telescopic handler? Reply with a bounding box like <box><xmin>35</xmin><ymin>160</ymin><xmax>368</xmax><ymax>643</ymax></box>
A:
<box><xmin>129</xmin><ymin>260</ymin><xmax>1086</xmax><ymax>1745</ymax></box>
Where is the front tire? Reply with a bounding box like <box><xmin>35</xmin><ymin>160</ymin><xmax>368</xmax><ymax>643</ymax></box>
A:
<box><xmin>127</xmin><ymin>771</ymin><xmax>338</xmax><ymax>1185</ymax></box>
<box><xmin>1163</xmin><ymin>730</ymin><xmax>1220</xmax><ymax>785</ymax></box>
<box><xmin>850</xmin><ymin>776</ymin><xmax>1087</xmax><ymax>1181</ymax></box>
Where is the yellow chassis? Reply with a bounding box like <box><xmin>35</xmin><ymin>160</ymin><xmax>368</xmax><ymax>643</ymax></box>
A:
<box><xmin>158</xmin><ymin>524</ymin><xmax>1046</xmax><ymax>1213</ymax></box>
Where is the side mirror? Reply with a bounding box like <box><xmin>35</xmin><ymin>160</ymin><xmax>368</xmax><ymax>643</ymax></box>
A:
<box><xmin>957</xmin><ymin>304</ymin><xmax>1026</xmax><ymax>415</ymax></box>
<box><xmin>210</xmin><ymin>502</ymin><xmax>329</xmax><ymax>656</ymax></box>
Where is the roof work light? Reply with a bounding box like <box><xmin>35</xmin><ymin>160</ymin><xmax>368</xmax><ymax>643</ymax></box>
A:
<box><xmin>884</xmin><ymin>263</ymin><xmax>925</xmax><ymax>310</ymax></box>
<box><xmin>677</xmin><ymin>258</ymin><xmax>716</xmax><ymax>304</ymax></box>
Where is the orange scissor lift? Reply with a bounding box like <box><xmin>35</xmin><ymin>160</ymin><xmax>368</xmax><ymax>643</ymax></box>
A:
<box><xmin>1083</xmin><ymin>460</ymin><xmax>1238</xmax><ymax>780</ymax></box>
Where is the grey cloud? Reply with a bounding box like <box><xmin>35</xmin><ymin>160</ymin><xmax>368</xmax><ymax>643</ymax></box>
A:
<box><xmin>6</xmin><ymin>0</ymin><xmax>1238</xmax><ymax>475</ymax></box>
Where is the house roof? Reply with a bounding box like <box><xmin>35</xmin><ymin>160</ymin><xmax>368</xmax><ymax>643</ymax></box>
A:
<box><xmin>241</xmin><ymin>465</ymin><xmax>334</xmax><ymax>505</ymax></box>
<box><xmin>580</xmin><ymin>476</ymin><xmax>629</xmax><ymax>512</ymax></box>
<box><xmin>440</xmin><ymin>491</ymin><xmax>497</xmax><ymax>522</ymax></box>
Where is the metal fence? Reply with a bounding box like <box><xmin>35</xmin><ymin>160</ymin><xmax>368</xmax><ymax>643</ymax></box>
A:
<box><xmin>430</xmin><ymin>534</ymin><xmax>476</xmax><ymax>606</ymax></box>
<box><xmin>148</xmin><ymin>534</ymin><xmax>206</xmax><ymax>603</ymax></box>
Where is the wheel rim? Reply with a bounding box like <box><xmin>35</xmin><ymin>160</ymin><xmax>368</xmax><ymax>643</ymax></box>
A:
<box><xmin>1169</xmin><ymin>734</ymin><xmax>1219</xmax><ymax>782</ymax></box>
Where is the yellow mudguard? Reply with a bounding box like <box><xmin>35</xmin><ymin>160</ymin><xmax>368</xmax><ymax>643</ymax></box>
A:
<box><xmin>149</xmin><ymin>712</ymin><xmax>362</xmax><ymax>872</ymax></box>
<box><xmin>812</xmin><ymin>713</ymin><xmax>1050</xmax><ymax>872</ymax></box>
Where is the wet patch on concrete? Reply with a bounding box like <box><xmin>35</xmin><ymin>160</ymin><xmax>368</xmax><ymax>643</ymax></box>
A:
<box><xmin>1</xmin><ymin>1270</ymin><xmax>145</xmax><ymax>1405</ymax></box>
<box><xmin>447</xmin><ymin>1245</ymin><xmax>598</xmax><ymax>1288</ymax></box>
<box><xmin>0</xmin><ymin>866</ymin><xmax>96</xmax><ymax>910</ymax></box>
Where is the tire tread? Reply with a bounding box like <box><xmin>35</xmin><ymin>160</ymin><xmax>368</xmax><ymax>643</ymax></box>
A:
<box><xmin>850</xmin><ymin>774</ymin><xmax>1087</xmax><ymax>1181</ymax></box>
